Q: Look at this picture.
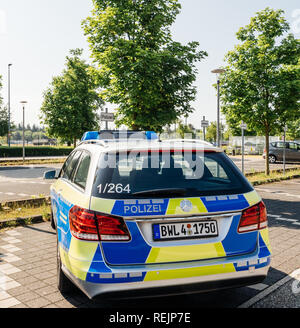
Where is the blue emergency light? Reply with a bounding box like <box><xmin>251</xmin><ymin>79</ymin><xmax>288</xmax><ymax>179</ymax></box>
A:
<box><xmin>81</xmin><ymin>130</ymin><xmax>158</xmax><ymax>142</ymax></box>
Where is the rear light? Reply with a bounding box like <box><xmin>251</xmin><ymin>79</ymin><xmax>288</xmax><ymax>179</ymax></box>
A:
<box><xmin>69</xmin><ymin>206</ymin><xmax>98</xmax><ymax>240</ymax></box>
<box><xmin>97</xmin><ymin>215</ymin><xmax>131</xmax><ymax>241</ymax></box>
<box><xmin>238</xmin><ymin>201</ymin><xmax>268</xmax><ymax>233</ymax></box>
<box><xmin>69</xmin><ymin>206</ymin><xmax>131</xmax><ymax>241</ymax></box>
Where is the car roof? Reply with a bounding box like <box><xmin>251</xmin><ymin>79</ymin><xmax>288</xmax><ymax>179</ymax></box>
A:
<box><xmin>76</xmin><ymin>139</ymin><xmax>221</xmax><ymax>154</ymax></box>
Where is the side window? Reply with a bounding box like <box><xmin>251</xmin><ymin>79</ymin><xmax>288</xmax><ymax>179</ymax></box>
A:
<box><xmin>289</xmin><ymin>143</ymin><xmax>297</xmax><ymax>150</ymax></box>
<box><xmin>204</xmin><ymin>157</ymin><xmax>228</xmax><ymax>179</ymax></box>
<box><xmin>62</xmin><ymin>151</ymin><xmax>82</xmax><ymax>181</ymax></box>
<box><xmin>59</xmin><ymin>152</ymin><xmax>76</xmax><ymax>178</ymax></box>
<box><xmin>73</xmin><ymin>153</ymin><xmax>91</xmax><ymax>190</ymax></box>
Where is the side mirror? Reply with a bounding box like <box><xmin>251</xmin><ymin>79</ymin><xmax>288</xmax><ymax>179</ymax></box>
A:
<box><xmin>43</xmin><ymin>170</ymin><xmax>58</xmax><ymax>180</ymax></box>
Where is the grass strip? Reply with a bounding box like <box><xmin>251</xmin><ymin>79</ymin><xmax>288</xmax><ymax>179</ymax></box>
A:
<box><xmin>0</xmin><ymin>204</ymin><xmax>51</xmax><ymax>222</ymax></box>
<box><xmin>247</xmin><ymin>168</ymin><xmax>300</xmax><ymax>186</ymax></box>
<box><xmin>0</xmin><ymin>158</ymin><xmax>65</xmax><ymax>166</ymax></box>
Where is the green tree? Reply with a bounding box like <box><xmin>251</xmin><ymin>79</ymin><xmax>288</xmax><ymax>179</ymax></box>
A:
<box><xmin>0</xmin><ymin>76</ymin><xmax>8</xmax><ymax>138</ymax></box>
<box><xmin>0</xmin><ymin>107</ymin><xmax>8</xmax><ymax>138</ymax></box>
<box><xmin>177</xmin><ymin>121</ymin><xmax>196</xmax><ymax>139</ymax></box>
<box><xmin>286</xmin><ymin>118</ymin><xmax>300</xmax><ymax>140</ymax></box>
<box><xmin>40</xmin><ymin>49</ymin><xmax>103</xmax><ymax>147</ymax></box>
<box><xmin>83</xmin><ymin>0</ymin><xmax>207</xmax><ymax>132</ymax></box>
<box><xmin>205</xmin><ymin>122</ymin><xmax>226</xmax><ymax>144</ymax></box>
<box><xmin>24</xmin><ymin>130</ymin><xmax>33</xmax><ymax>143</ymax></box>
<box><xmin>12</xmin><ymin>131</ymin><xmax>21</xmax><ymax>142</ymax></box>
<box><xmin>219</xmin><ymin>8</ymin><xmax>300</xmax><ymax>175</ymax></box>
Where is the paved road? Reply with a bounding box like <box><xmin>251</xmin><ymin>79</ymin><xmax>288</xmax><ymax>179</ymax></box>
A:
<box><xmin>0</xmin><ymin>157</ymin><xmax>299</xmax><ymax>202</ymax></box>
<box><xmin>0</xmin><ymin>179</ymin><xmax>299</xmax><ymax>309</ymax></box>
<box><xmin>230</xmin><ymin>155</ymin><xmax>300</xmax><ymax>173</ymax></box>
<box><xmin>0</xmin><ymin>165</ymin><xmax>61</xmax><ymax>202</ymax></box>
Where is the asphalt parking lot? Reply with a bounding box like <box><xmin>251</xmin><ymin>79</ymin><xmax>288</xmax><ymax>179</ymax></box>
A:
<box><xmin>0</xmin><ymin>157</ymin><xmax>299</xmax><ymax>202</ymax></box>
<box><xmin>0</xmin><ymin>179</ymin><xmax>300</xmax><ymax>308</ymax></box>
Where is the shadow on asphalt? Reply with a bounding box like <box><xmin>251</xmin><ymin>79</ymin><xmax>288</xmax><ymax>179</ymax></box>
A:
<box><xmin>23</xmin><ymin>224</ymin><xmax>56</xmax><ymax>235</ymax></box>
<box><xmin>263</xmin><ymin>197</ymin><xmax>300</xmax><ymax>230</ymax></box>
<box><xmin>56</xmin><ymin>196</ymin><xmax>298</xmax><ymax>308</ymax></box>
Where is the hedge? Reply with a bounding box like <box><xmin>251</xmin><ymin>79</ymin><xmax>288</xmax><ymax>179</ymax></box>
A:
<box><xmin>0</xmin><ymin>146</ymin><xmax>73</xmax><ymax>158</ymax></box>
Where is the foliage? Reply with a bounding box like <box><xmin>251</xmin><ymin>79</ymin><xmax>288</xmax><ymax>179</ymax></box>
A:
<box><xmin>83</xmin><ymin>0</ymin><xmax>207</xmax><ymax>132</ymax></box>
<box><xmin>0</xmin><ymin>146</ymin><xmax>72</xmax><ymax>158</ymax></box>
<box><xmin>219</xmin><ymin>8</ymin><xmax>300</xmax><ymax>174</ymax></box>
<box><xmin>286</xmin><ymin>118</ymin><xmax>300</xmax><ymax>140</ymax></box>
<box><xmin>0</xmin><ymin>76</ymin><xmax>8</xmax><ymax>138</ymax></box>
<box><xmin>205</xmin><ymin>121</ymin><xmax>226</xmax><ymax>143</ymax></box>
<box><xmin>177</xmin><ymin>121</ymin><xmax>196</xmax><ymax>139</ymax></box>
<box><xmin>40</xmin><ymin>49</ymin><xmax>103</xmax><ymax>147</ymax></box>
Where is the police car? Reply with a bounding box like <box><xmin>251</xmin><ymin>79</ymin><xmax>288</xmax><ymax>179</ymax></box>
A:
<box><xmin>44</xmin><ymin>130</ymin><xmax>271</xmax><ymax>299</ymax></box>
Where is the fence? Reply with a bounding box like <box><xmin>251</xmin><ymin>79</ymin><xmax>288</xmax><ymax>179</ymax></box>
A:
<box><xmin>228</xmin><ymin>136</ymin><xmax>280</xmax><ymax>155</ymax></box>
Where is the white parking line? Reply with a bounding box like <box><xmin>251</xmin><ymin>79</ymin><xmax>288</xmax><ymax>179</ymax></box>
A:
<box><xmin>238</xmin><ymin>268</ymin><xmax>300</xmax><ymax>308</ymax></box>
<box><xmin>248</xmin><ymin>283</ymin><xmax>269</xmax><ymax>291</ymax></box>
<box><xmin>256</xmin><ymin>188</ymin><xmax>300</xmax><ymax>199</ymax></box>
<box><xmin>268</xmin><ymin>214</ymin><xmax>300</xmax><ymax>226</ymax></box>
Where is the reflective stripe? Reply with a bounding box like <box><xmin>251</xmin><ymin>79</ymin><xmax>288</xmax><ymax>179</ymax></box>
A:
<box><xmin>146</xmin><ymin>242</ymin><xmax>226</xmax><ymax>264</ymax></box>
<box><xmin>144</xmin><ymin>263</ymin><xmax>236</xmax><ymax>281</ymax></box>
<box><xmin>244</xmin><ymin>190</ymin><xmax>261</xmax><ymax>207</ymax></box>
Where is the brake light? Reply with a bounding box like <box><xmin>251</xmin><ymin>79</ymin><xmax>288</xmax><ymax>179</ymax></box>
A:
<box><xmin>69</xmin><ymin>206</ymin><xmax>98</xmax><ymax>240</ymax></box>
<box><xmin>97</xmin><ymin>215</ymin><xmax>131</xmax><ymax>241</ymax></box>
<box><xmin>69</xmin><ymin>206</ymin><xmax>131</xmax><ymax>241</ymax></box>
<box><xmin>238</xmin><ymin>201</ymin><xmax>268</xmax><ymax>233</ymax></box>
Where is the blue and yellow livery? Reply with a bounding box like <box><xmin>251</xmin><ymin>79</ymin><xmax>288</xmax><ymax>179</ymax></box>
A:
<box><xmin>46</xmin><ymin>135</ymin><xmax>271</xmax><ymax>299</ymax></box>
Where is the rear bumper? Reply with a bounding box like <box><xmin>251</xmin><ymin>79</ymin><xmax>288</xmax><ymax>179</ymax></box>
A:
<box><xmin>62</xmin><ymin>255</ymin><xmax>271</xmax><ymax>299</ymax></box>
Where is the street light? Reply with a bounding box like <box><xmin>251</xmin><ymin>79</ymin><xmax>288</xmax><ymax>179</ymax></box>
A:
<box><xmin>20</xmin><ymin>101</ymin><xmax>27</xmax><ymax>163</ymax></box>
<box><xmin>211</xmin><ymin>68</ymin><xmax>226</xmax><ymax>147</ymax></box>
<box><xmin>8</xmin><ymin>64</ymin><xmax>12</xmax><ymax>147</ymax></box>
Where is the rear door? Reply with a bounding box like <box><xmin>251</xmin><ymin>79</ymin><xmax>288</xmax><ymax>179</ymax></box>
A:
<box><xmin>287</xmin><ymin>143</ymin><xmax>300</xmax><ymax>161</ymax></box>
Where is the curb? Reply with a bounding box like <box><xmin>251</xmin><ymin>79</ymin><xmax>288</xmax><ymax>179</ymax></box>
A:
<box><xmin>251</xmin><ymin>174</ymin><xmax>300</xmax><ymax>186</ymax></box>
<box><xmin>0</xmin><ymin>197</ymin><xmax>50</xmax><ymax>210</ymax></box>
<box><xmin>0</xmin><ymin>214</ymin><xmax>50</xmax><ymax>230</ymax></box>
<box><xmin>245</xmin><ymin>167</ymin><xmax>300</xmax><ymax>177</ymax></box>
<box><xmin>0</xmin><ymin>159</ymin><xmax>65</xmax><ymax>167</ymax></box>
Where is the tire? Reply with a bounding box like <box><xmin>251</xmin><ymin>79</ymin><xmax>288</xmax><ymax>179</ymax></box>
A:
<box><xmin>50</xmin><ymin>210</ymin><xmax>56</xmax><ymax>230</ymax></box>
<box><xmin>269</xmin><ymin>155</ymin><xmax>277</xmax><ymax>164</ymax></box>
<box><xmin>57</xmin><ymin>235</ymin><xmax>75</xmax><ymax>294</ymax></box>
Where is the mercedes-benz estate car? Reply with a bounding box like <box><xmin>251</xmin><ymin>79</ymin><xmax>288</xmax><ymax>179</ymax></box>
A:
<box><xmin>45</xmin><ymin>131</ymin><xmax>271</xmax><ymax>299</ymax></box>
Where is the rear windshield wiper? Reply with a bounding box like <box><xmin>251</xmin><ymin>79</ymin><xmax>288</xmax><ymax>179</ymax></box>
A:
<box><xmin>132</xmin><ymin>188</ymin><xmax>187</xmax><ymax>196</ymax></box>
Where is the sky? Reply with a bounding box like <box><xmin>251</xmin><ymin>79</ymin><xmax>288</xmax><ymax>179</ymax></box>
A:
<box><xmin>0</xmin><ymin>0</ymin><xmax>299</xmax><ymax>130</ymax></box>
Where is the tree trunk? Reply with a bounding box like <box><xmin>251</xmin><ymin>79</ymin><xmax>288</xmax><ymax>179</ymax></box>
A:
<box><xmin>265</xmin><ymin>131</ymin><xmax>270</xmax><ymax>176</ymax></box>
<box><xmin>74</xmin><ymin>137</ymin><xmax>77</xmax><ymax>148</ymax></box>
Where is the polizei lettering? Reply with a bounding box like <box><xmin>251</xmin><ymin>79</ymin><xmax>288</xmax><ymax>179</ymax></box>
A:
<box><xmin>124</xmin><ymin>204</ymin><xmax>162</xmax><ymax>215</ymax></box>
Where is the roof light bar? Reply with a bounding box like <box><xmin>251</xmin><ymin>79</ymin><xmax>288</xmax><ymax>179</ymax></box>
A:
<box><xmin>81</xmin><ymin>130</ymin><xmax>158</xmax><ymax>142</ymax></box>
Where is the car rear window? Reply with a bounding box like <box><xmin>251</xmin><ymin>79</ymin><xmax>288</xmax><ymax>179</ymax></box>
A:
<box><xmin>92</xmin><ymin>151</ymin><xmax>253</xmax><ymax>199</ymax></box>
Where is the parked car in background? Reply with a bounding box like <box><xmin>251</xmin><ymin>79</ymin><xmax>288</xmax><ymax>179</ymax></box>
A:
<box><xmin>263</xmin><ymin>141</ymin><xmax>300</xmax><ymax>163</ymax></box>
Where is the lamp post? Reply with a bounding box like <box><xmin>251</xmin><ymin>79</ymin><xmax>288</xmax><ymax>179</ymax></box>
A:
<box><xmin>20</xmin><ymin>101</ymin><xmax>27</xmax><ymax>163</ymax></box>
<box><xmin>283</xmin><ymin>125</ymin><xmax>287</xmax><ymax>176</ymax></box>
<box><xmin>211</xmin><ymin>68</ymin><xmax>226</xmax><ymax>147</ymax></box>
<box><xmin>8</xmin><ymin>64</ymin><xmax>12</xmax><ymax>147</ymax></box>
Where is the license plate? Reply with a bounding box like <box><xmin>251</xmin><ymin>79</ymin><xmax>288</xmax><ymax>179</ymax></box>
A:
<box><xmin>152</xmin><ymin>220</ymin><xmax>218</xmax><ymax>241</ymax></box>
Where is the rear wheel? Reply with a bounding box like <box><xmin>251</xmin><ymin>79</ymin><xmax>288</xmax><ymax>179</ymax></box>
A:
<box><xmin>50</xmin><ymin>210</ymin><xmax>56</xmax><ymax>230</ymax></box>
<box><xmin>269</xmin><ymin>155</ymin><xmax>276</xmax><ymax>164</ymax></box>
<box><xmin>57</xmin><ymin>236</ymin><xmax>75</xmax><ymax>294</ymax></box>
